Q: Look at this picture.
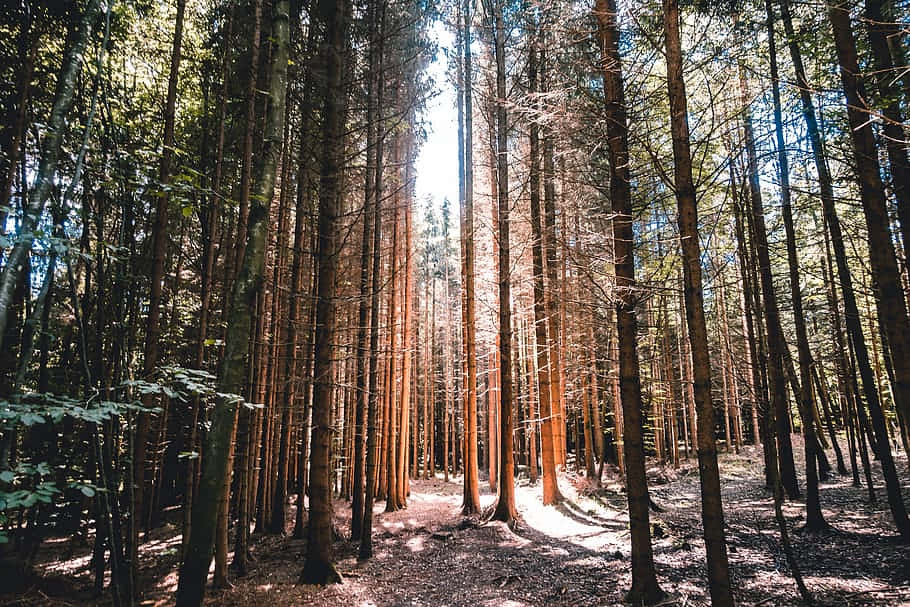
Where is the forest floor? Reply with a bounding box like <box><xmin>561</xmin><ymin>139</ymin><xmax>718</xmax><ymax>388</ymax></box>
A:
<box><xmin>8</xmin><ymin>438</ymin><xmax>910</xmax><ymax>606</ymax></box>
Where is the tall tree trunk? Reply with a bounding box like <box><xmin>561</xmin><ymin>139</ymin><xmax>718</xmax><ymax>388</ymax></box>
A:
<box><xmin>175</xmin><ymin>2</ymin><xmax>289</xmax><ymax>604</ymax></box>
<box><xmin>595</xmin><ymin>1</ymin><xmax>665</xmax><ymax>602</ymax></box>
<box><xmin>540</xmin><ymin>34</ymin><xmax>564</xmax><ymax>469</ymax></box>
<box><xmin>765</xmin><ymin>0</ymin><xmax>826</xmax><ymax>529</ymax></box>
<box><xmin>359</xmin><ymin>0</ymin><xmax>387</xmax><ymax>557</ymax></box>
<box><xmin>826</xmin><ymin>3</ymin><xmax>910</xmax><ymax>538</ymax></box>
<box><xmin>527</xmin><ymin>17</ymin><xmax>561</xmax><ymax>505</ymax></box>
<box><xmin>131</xmin><ymin>0</ymin><xmax>186</xmax><ymax>581</ymax></box>
<box><xmin>351</xmin><ymin>0</ymin><xmax>378</xmax><ymax>538</ymax></box>
<box><xmin>662</xmin><ymin>4</ymin><xmax>733</xmax><ymax>603</ymax></box>
<box><xmin>358</xmin><ymin>89</ymin><xmax>385</xmax><ymax>560</ymax></box>
<box><xmin>300</xmin><ymin>0</ymin><xmax>350</xmax><ymax>582</ymax></box>
<box><xmin>489</xmin><ymin>0</ymin><xmax>517</xmax><ymax>524</ymax></box>
<box><xmin>460</xmin><ymin>0</ymin><xmax>481</xmax><ymax>515</ymax></box>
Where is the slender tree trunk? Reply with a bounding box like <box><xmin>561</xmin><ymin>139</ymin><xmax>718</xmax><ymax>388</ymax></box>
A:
<box><xmin>460</xmin><ymin>0</ymin><xmax>481</xmax><ymax>515</ymax></box>
<box><xmin>299</xmin><ymin>0</ymin><xmax>351</xmax><ymax>582</ymax></box>
<box><xmin>826</xmin><ymin>2</ymin><xmax>910</xmax><ymax>538</ymax></box>
<box><xmin>351</xmin><ymin>0</ymin><xmax>378</xmax><ymax>537</ymax></box>
<box><xmin>765</xmin><ymin>0</ymin><xmax>826</xmax><ymax>529</ymax></box>
<box><xmin>359</xmin><ymin>0</ymin><xmax>387</xmax><ymax>557</ymax></box>
<box><xmin>540</xmin><ymin>34</ymin><xmax>565</xmax><ymax>470</ymax></box>
<box><xmin>176</xmin><ymin>2</ymin><xmax>289</xmax><ymax>604</ymax></box>
<box><xmin>527</xmin><ymin>19</ymin><xmax>561</xmax><ymax>505</ymax></box>
<box><xmin>130</xmin><ymin>0</ymin><xmax>187</xmax><ymax>582</ymax></box>
<box><xmin>489</xmin><ymin>0</ymin><xmax>517</xmax><ymax>524</ymax></box>
<box><xmin>662</xmin><ymin>4</ymin><xmax>733</xmax><ymax>602</ymax></box>
<box><xmin>595</xmin><ymin>1</ymin><xmax>665</xmax><ymax>601</ymax></box>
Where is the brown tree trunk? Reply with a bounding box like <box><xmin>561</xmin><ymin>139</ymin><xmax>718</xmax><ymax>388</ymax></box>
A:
<box><xmin>595</xmin><ymin>1</ymin><xmax>665</xmax><ymax>601</ymax></box>
<box><xmin>459</xmin><ymin>0</ymin><xmax>481</xmax><ymax>515</ymax></box>
<box><xmin>765</xmin><ymin>0</ymin><xmax>826</xmax><ymax>529</ymax></box>
<box><xmin>527</xmin><ymin>21</ymin><xmax>561</xmax><ymax>505</ymax></box>
<box><xmin>359</xmin><ymin>0</ymin><xmax>387</xmax><ymax>556</ymax></box>
<box><xmin>662</xmin><ymin>3</ymin><xmax>734</xmax><ymax>602</ymax></box>
<box><xmin>299</xmin><ymin>0</ymin><xmax>350</xmax><ymax>584</ymax></box>
<box><xmin>488</xmin><ymin>0</ymin><xmax>517</xmax><ymax>525</ymax></box>
<box><xmin>826</xmin><ymin>2</ymin><xmax>910</xmax><ymax>538</ymax></box>
<box><xmin>133</xmin><ymin>0</ymin><xmax>186</xmax><ymax>584</ymax></box>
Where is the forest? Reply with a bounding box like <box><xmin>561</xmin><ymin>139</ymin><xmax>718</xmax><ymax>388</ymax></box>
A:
<box><xmin>1</xmin><ymin>0</ymin><xmax>910</xmax><ymax>604</ymax></box>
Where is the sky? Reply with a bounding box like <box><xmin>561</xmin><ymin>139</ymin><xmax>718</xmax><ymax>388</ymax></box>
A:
<box><xmin>414</xmin><ymin>21</ymin><xmax>459</xmax><ymax>226</ymax></box>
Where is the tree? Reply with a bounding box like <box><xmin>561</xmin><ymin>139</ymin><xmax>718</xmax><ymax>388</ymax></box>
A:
<box><xmin>526</xmin><ymin>8</ymin><xmax>561</xmax><ymax>506</ymax></box>
<box><xmin>826</xmin><ymin>1</ymin><xmax>910</xmax><ymax>539</ymax></box>
<box><xmin>662</xmin><ymin>2</ymin><xmax>733</xmax><ymax>603</ymax></box>
<box><xmin>175</xmin><ymin>0</ymin><xmax>290</xmax><ymax>604</ymax></box>
<box><xmin>594</xmin><ymin>0</ymin><xmax>665</xmax><ymax>602</ymax></box>
<box><xmin>459</xmin><ymin>0</ymin><xmax>482</xmax><ymax>516</ymax></box>
<box><xmin>488</xmin><ymin>0</ymin><xmax>518</xmax><ymax>525</ymax></box>
<box><xmin>133</xmin><ymin>0</ymin><xmax>186</xmax><ymax>577</ymax></box>
<box><xmin>300</xmin><ymin>0</ymin><xmax>351</xmax><ymax>583</ymax></box>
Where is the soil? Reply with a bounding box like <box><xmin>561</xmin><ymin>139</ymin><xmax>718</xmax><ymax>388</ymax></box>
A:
<box><xmin>6</xmin><ymin>439</ymin><xmax>910</xmax><ymax>606</ymax></box>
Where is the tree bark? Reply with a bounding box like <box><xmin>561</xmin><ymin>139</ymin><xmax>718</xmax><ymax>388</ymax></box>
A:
<box><xmin>300</xmin><ymin>0</ymin><xmax>350</xmax><ymax>583</ymax></box>
<box><xmin>662</xmin><ymin>3</ymin><xmax>734</xmax><ymax>602</ymax></box>
<box><xmin>460</xmin><ymin>0</ymin><xmax>482</xmax><ymax>515</ymax></box>
<box><xmin>176</xmin><ymin>1</ymin><xmax>289</xmax><ymax>603</ymax></box>
<box><xmin>489</xmin><ymin>0</ymin><xmax>517</xmax><ymax>524</ymax></box>
<box><xmin>595</xmin><ymin>1</ymin><xmax>665</xmax><ymax>602</ymax></box>
<box><xmin>527</xmin><ymin>18</ymin><xmax>561</xmax><ymax>505</ymax></box>
<box><xmin>826</xmin><ymin>2</ymin><xmax>910</xmax><ymax>538</ymax></box>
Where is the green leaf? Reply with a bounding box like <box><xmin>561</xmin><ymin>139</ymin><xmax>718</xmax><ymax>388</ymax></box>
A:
<box><xmin>80</xmin><ymin>486</ymin><xmax>96</xmax><ymax>497</ymax></box>
<box><xmin>0</xmin><ymin>471</ymin><xmax>14</xmax><ymax>483</ymax></box>
<box><xmin>20</xmin><ymin>412</ymin><xmax>44</xmax><ymax>426</ymax></box>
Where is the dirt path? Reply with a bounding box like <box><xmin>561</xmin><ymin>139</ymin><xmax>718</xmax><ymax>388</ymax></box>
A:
<box><xmin>10</xmin><ymin>441</ymin><xmax>910</xmax><ymax>606</ymax></box>
<box><xmin>198</xmin><ymin>444</ymin><xmax>910</xmax><ymax>607</ymax></box>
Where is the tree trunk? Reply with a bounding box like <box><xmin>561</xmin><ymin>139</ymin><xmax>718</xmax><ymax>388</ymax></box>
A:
<box><xmin>595</xmin><ymin>1</ymin><xmax>665</xmax><ymax>602</ymax></box>
<box><xmin>458</xmin><ymin>0</ymin><xmax>482</xmax><ymax>515</ymax></box>
<box><xmin>527</xmin><ymin>20</ymin><xmax>561</xmax><ymax>505</ymax></box>
<box><xmin>489</xmin><ymin>0</ymin><xmax>517</xmax><ymax>524</ymax></box>
<box><xmin>175</xmin><ymin>2</ymin><xmax>289</xmax><ymax>604</ymax></box>
<box><xmin>359</xmin><ymin>0</ymin><xmax>387</xmax><ymax>557</ymax></box>
<box><xmin>662</xmin><ymin>3</ymin><xmax>734</xmax><ymax>602</ymax></box>
<box><xmin>826</xmin><ymin>2</ymin><xmax>910</xmax><ymax>538</ymax></box>
<box><xmin>765</xmin><ymin>0</ymin><xmax>827</xmax><ymax>529</ymax></box>
<box><xmin>351</xmin><ymin>0</ymin><xmax>378</xmax><ymax>537</ymax></box>
<box><xmin>299</xmin><ymin>0</ymin><xmax>350</xmax><ymax>583</ymax></box>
